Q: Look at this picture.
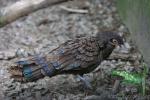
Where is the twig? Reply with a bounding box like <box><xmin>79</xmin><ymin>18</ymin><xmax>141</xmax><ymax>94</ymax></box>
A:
<box><xmin>60</xmin><ymin>6</ymin><xmax>88</xmax><ymax>14</ymax></box>
<box><xmin>112</xmin><ymin>79</ymin><xmax>120</xmax><ymax>94</ymax></box>
<box><xmin>108</xmin><ymin>52</ymin><xmax>141</xmax><ymax>61</ymax></box>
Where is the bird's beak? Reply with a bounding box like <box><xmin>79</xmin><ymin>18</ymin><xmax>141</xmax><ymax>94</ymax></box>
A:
<box><xmin>115</xmin><ymin>44</ymin><xmax>125</xmax><ymax>50</ymax></box>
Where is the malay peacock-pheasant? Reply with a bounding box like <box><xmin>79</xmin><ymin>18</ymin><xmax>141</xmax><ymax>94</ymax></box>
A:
<box><xmin>9</xmin><ymin>32</ymin><xmax>124</xmax><ymax>88</ymax></box>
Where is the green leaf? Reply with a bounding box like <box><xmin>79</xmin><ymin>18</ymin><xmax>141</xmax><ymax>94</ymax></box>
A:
<box><xmin>111</xmin><ymin>63</ymin><xmax>148</xmax><ymax>95</ymax></box>
<box><xmin>112</xmin><ymin>70</ymin><xmax>142</xmax><ymax>84</ymax></box>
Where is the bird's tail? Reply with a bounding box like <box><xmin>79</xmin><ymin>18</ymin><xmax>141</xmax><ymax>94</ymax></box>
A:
<box><xmin>8</xmin><ymin>55</ymin><xmax>56</xmax><ymax>82</ymax></box>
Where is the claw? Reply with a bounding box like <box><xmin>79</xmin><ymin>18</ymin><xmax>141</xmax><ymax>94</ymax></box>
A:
<box><xmin>77</xmin><ymin>75</ymin><xmax>93</xmax><ymax>90</ymax></box>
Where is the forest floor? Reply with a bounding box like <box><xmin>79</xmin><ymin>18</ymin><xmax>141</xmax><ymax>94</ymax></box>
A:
<box><xmin>0</xmin><ymin>0</ymin><xmax>148</xmax><ymax>100</ymax></box>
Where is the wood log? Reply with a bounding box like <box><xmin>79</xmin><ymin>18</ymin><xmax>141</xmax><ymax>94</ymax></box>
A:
<box><xmin>0</xmin><ymin>0</ymin><xmax>69</xmax><ymax>27</ymax></box>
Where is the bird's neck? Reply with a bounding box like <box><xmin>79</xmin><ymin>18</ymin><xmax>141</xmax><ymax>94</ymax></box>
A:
<box><xmin>102</xmin><ymin>44</ymin><xmax>115</xmax><ymax>59</ymax></box>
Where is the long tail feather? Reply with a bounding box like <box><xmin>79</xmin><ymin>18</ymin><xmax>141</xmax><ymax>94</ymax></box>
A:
<box><xmin>8</xmin><ymin>56</ymin><xmax>49</xmax><ymax>82</ymax></box>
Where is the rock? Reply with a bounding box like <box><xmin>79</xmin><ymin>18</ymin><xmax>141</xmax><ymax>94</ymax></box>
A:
<box><xmin>131</xmin><ymin>87</ymin><xmax>138</xmax><ymax>94</ymax></box>
<box><xmin>22</xmin><ymin>84</ymin><xmax>29</xmax><ymax>89</ymax></box>
<box><xmin>19</xmin><ymin>90</ymin><xmax>32</xmax><ymax>98</ymax></box>
<box><xmin>96</xmin><ymin>87</ymin><xmax>106</xmax><ymax>95</ymax></box>
<box><xmin>0</xmin><ymin>50</ymin><xmax>16</xmax><ymax>60</ymax></box>
<box><xmin>27</xmin><ymin>82</ymin><xmax>36</xmax><ymax>88</ymax></box>
<box><xmin>5</xmin><ymin>51</ymin><xmax>16</xmax><ymax>59</ymax></box>
<box><xmin>6</xmin><ymin>90</ymin><xmax>19</xmax><ymax>97</ymax></box>
<box><xmin>16</xmin><ymin>48</ymin><xmax>29</xmax><ymax>57</ymax></box>
<box><xmin>33</xmin><ymin>85</ymin><xmax>44</xmax><ymax>91</ymax></box>
<box><xmin>0</xmin><ymin>69</ymin><xmax>5</xmax><ymax>78</ymax></box>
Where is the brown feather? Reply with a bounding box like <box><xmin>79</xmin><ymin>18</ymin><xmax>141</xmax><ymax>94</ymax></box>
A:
<box><xmin>9</xmin><ymin>32</ymin><xmax>123</xmax><ymax>82</ymax></box>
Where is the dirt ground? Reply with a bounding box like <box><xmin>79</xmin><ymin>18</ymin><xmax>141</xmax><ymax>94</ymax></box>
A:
<box><xmin>0</xmin><ymin>0</ymin><xmax>148</xmax><ymax>100</ymax></box>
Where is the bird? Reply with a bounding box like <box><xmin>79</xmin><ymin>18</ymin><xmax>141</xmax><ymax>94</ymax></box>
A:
<box><xmin>9</xmin><ymin>31</ymin><xmax>124</xmax><ymax>89</ymax></box>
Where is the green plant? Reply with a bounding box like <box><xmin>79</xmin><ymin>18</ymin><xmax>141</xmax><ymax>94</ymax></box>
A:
<box><xmin>111</xmin><ymin>63</ymin><xmax>148</xmax><ymax>95</ymax></box>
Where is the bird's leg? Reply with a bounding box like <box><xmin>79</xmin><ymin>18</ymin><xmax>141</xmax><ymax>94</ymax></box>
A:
<box><xmin>112</xmin><ymin>79</ymin><xmax>120</xmax><ymax>94</ymax></box>
<box><xmin>77</xmin><ymin>75</ymin><xmax>93</xmax><ymax>89</ymax></box>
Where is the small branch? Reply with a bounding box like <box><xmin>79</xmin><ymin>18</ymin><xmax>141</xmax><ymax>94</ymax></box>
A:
<box><xmin>60</xmin><ymin>6</ymin><xmax>88</xmax><ymax>14</ymax></box>
<box><xmin>112</xmin><ymin>79</ymin><xmax>120</xmax><ymax>94</ymax></box>
<box><xmin>0</xmin><ymin>0</ymin><xmax>69</xmax><ymax>28</ymax></box>
<box><xmin>108</xmin><ymin>52</ymin><xmax>141</xmax><ymax>61</ymax></box>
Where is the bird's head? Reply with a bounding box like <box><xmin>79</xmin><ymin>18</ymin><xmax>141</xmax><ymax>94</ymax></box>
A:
<box><xmin>96</xmin><ymin>31</ymin><xmax>124</xmax><ymax>49</ymax></box>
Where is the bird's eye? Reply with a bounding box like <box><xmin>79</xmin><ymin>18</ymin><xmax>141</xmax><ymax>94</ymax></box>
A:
<box><xmin>112</xmin><ymin>39</ymin><xmax>117</xmax><ymax>43</ymax></box>
<box><xmin>112</xmin><ymin>39</ymin><xmax>118</xmax><ymax>45</ymax></box>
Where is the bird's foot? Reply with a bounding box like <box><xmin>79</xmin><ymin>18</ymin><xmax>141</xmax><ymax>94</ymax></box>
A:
<box><xmin>77</xmin><ymin>75</ymin><xmax>93</xmax><ymax>90</ymax></box>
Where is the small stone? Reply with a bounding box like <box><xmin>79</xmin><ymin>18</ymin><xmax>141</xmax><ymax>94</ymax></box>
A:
<box><xmin>22</xmin><ymin>84</ymin><xmax>28</xmax><ymax>89</ymax></box>
<box><xmin>111</xmin><ymin>60</ymin><xmax>116</xmax><ymax>63</ymax></box>
<box><xmin>118</xmin><ymin>25</ymin><xmax>126</xmax><ymax>32</ymax></box>
<box><xmin>33</xmin><ymin>85</ymin><xmax>44</xmax><ymax>91</ymax></box>
<box><xmin>19</xmin><ymin>90</ymin><xmax>32</xmax><ymax>98</ymax></box>
<box><xmin>125</xmin><ymin>87</ymin><xmax>130</xmax><ymax>92</ymax></box>
<box><xmin>0</xmin><ymin>50</ymin><xmax>16</xmax><ymax>60</ymax></box>
<box><xmin>27</xmin><ymin>82</ymin><xmax>36</xmax><ymax>87</ymax></box>
<box><xmin>131</xmin><ymin>87</ymin><xmax>138</xmax><ymax>93</ymax></box>
<box><xmin>126</xmin><ymin>62</ymin><xmax>131</xmax><ymax>66</ymax></box>
<box><xmin>6</xmin><ymin>51</ymin><xmax>16</xmax><ymax>59</ymax></box>
<box><xmin>0</xmin><ymin>69</ymin><xmax>5</xmax><ymax>77</ymax></box>
<box><xmin>6</xmin><ymin>90</ymin><xmax>19</xmax><ymax>97</ymax></box>
<box><xmin>16</xmin><ymin>48</ymin><xmax>29</xmax><ymax>57</ymax></box>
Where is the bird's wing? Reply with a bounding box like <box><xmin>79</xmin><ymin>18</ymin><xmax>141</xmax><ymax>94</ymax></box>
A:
<box><xmin>9</xmin><ymin>37</ymin><xmax>103</xmax><ymax>82</ymax></box>
<box><xmin>46</xmin><ymin>37</ymin><xmax>101</xmax><ymax>72</ymax></box>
